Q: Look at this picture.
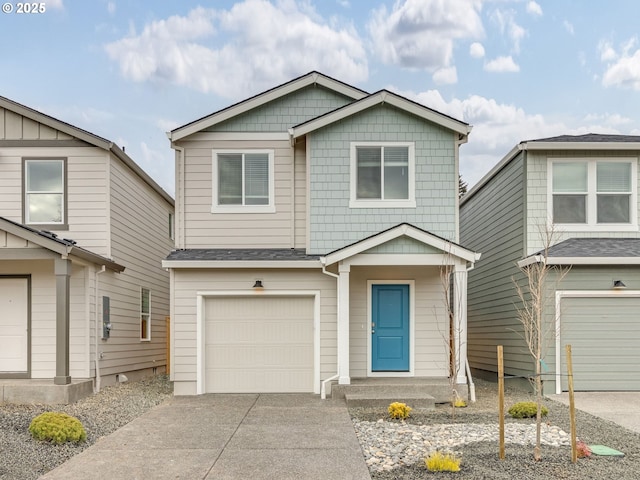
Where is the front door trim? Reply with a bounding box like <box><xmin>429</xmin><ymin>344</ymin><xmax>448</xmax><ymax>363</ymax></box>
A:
<box><xmin>367</xmin><ymin>280</ymin><xmax>415</xmax><ymax>377</ymax></box>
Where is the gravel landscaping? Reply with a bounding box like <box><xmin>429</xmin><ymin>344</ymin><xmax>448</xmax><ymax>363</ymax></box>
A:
<box><xmin>349</xmin><ymin>379</ymin><xmax>640</xmax><ymax>479</ymax></box>
<box><xmin>0</xmin><ymin>375</ymin><xmax>172</xmax><ymax>480</ymax></box>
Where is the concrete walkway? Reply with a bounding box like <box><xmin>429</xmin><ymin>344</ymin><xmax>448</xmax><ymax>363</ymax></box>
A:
<box><xmin>40</xmin><ymin>394</ymin><xmax>371</xmax><ymax>480</ymax></box>
<box><xmin>550</xmin><ymin>392</ymin><xmax>640</xmax><ymax>434</ymax></box>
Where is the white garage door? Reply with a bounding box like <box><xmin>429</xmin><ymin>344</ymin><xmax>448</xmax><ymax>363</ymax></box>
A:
<box><xmin>560</xmin><ymin>296</ymin><xmax>640</xmax><ymax>391</ymax></box>
<box><xmin>0</xmin><ymin>277</ymin><xmax>29</xmax><ymax>374</ymax></box>
<box><xmin>204</xmin><ymin>296</ymin><xmax>314</xmax><ymax>393</ymax></box>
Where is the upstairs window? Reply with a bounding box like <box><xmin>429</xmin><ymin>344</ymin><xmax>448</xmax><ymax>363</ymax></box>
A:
<box><xmin>24</xmin><ymin>158</ymin><xmax>66</xmax><ymax>227</ymax></box>
<box><xmin>550</xmin><ymin>159</ymin><xmax>636</xmax><ymax>229</ymax></box>
<box><xmin>350</xmin><ymin>142</ymin><xmax>415</xmax><ymax>208</ymax></box>
<box><xmin>212</xmin><ymin>150</ymin><xmax>275</xmax><ymax>213</ymax></box>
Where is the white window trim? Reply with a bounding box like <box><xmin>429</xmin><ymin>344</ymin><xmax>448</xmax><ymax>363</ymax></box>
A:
<box><xmin>140</xmin><ymin>287</ymin><xmax>151</xmax><ymax>341</ymax></box>
<box><xmin>547</xmin><ymin>157</ymin><xmax>638</xmax><ymax>232</ymax></box>
<box><xmin>24</xmin><ymin>158</ymin><xmax>66</xmax><ymax>226</ymax></box>
<box><xmin>349</xmin><ymin>142</ymin><xmax>416</xmax><ymax>209</ymax></box>
<box><xmin>211</xmin><ymin>149</ymin><xmax>275</xmax><ymax>213</ymax></box>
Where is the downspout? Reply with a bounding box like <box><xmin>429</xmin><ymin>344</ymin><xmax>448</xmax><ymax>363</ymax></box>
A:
<box><xmin>465</xmin><ymin>260</ymin><xmax>477</xmax><ymax>402</ymax></box>
<box><xmin>94</xmin><ymin>265</ymin><xmax>106</xmax><ymax>393</ymax></box>
<box><xmin>320</xmin><ymin>260</ymin><xmax>339</xmax><ymax>399</ymax></box>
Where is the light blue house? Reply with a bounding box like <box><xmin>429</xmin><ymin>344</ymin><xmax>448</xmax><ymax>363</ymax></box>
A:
<box><xmin>163</xmin><ymin>72</ymin><xmax>480</xmax><ymax>399</ymax></box>
<box><xmin>460</xmin><ymin>134</ymin><xmax>640</xmax><ymax>393</ymax></box>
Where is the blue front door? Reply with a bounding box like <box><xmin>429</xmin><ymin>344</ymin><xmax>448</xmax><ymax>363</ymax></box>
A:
<box><xmin>372</xmin><ymin>284</ymin><xmax>410</xmax><ymax>372</ymax></box>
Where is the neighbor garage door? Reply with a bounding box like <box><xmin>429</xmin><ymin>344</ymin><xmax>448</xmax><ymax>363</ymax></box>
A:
<box><xmin>560</xmin><ymin>296</ymin><xmax>640</xmax><ymax>391</ymax></box>
<box><xmin>204</xmin><ymin>296</ymin><xmax>314</xmax><ymax>393</ymax></box>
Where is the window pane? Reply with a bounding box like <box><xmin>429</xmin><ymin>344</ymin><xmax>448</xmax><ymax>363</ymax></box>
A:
<box><xmin>141</xmin><ymin>288</ymin><xmax>150</xmax><ymax>314</ymax></box>
<box><xmin>245</xmin><ymin>154</ymin><xmax>269</xmax><ymax>205</ymax></box>
<box><xmin>218</xmin><ymin>154</ymin><xmax>242</xmax><ymax>205</ymax></box>
<box><xmin>553</xmin><ymin>194</ymin><xmax>586</xmax><ymax>223</ymax></box>
<box><xmin>384</xmin><ymin>147</ymin><xmax>409</xmax><ymax>199</ymax></box>
<box><xmin>597</xmin><ymin>163</ymin><xmax>631</xmax><ymax>192</ymax></box>
<box><xmin>598</xmin><ymin>194</ymin><xmax>630</xmax><ymax>223</ymax></box>
<box><xmin>356</xmin><ymin>147</ymin><xmax>381</xmax><ymax>199</ymax></box>
<box><xmin>553</xmin><ymin>163</ymin><xmax>587</xmax><ymax>192</ymax></box>
<box><xmin>26</xmin><ymin>160</ymin><xmax>63</xmax><ymax>192</ymax></box>
<box><xmin>27</xmin><ymin>193</ymin><xmax>63</xmax><ymax>223</ymax></box>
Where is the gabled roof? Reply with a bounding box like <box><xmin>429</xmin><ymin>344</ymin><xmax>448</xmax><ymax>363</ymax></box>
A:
<box><xmin>289</xmin><ymin>89</ymin><xmax>471</xmax><ymax>139</ymax></box>
<box><xmin>518</xmin><ymin>238</ymin><xmax>640</xmax><ymax>267</ymax></box>
<box><xmin>462</xmin><ymin>133</ymin><xmax>640</xmax><ymax>204</ymax></box>
<box><xmin>168</xmin><ymin>71</ymin><xmax>369</xmax><ymax>142</ymax></box>
<box><xmin>322</xmin><ymin>223</ymin><xmax>480</xmax><ymax>266</ymax></box>
<box><xmin>0</xmin><ymin>96</ymin><xmax>174</xmax><ymax>206</ymax></box>
<box><xmin>0</xmin><ymin>217</ymin><xmax>125</xmax><ymax>272</ymax></box>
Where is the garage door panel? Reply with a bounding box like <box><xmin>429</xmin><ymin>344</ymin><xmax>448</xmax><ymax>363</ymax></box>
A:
<box><xmin>205</xmin><ymin>296</ymin><xmax>314</xmax><ymax>393</ymax></box>
<box><xmin>561</xmin><ymin>296</ymin><xmax>640</xmax><ymax>391</ymax></box>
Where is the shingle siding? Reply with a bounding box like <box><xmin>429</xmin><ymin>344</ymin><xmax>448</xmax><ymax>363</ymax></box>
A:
<box><xmin>308</xmin><ymin>104</ymin><xmax>457</xmax><ymax>254</ymax></box>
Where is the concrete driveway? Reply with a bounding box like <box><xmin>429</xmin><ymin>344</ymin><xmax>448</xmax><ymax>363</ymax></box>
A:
<box><xmin>550</xmin><ymin>392</ymin><xmax>640</xmax><ymax>434</ymax></box>
<box><xmin>40</xmin><ymin>394</ymin><xmax>371</xmax><ymax>480</ymax></box>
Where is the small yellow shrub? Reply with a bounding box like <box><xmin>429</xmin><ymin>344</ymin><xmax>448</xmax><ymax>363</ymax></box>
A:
<box><xmin>425</xmin><ymin>451</ymin><xmax>461</xmax><ymax>472</ymax></box>
<box><xmin>508</xmin><ymin>401</ymin><xmax>549</xmax><ymax>419</ymax></box>
<box><xmin>453</xmin><ymin>397</ymin><xmax>467</xmax><ymax>408</ymax></box>
<box><xmin>388</xmin><ymin>402</ymin><xmax>412</xmax><ymax>419</ymax></box>
<box><xmin>29</xmin><ymin>412</ymin><xmax>87</xmax><ymax>444</ymax></box>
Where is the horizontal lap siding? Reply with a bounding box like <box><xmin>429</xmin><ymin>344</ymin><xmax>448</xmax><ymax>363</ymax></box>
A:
<box><xmin>349</xmin><ymin>266</ymin><xmax>448</xmax><ymax>378</ymax></box>
<box><xmin>181</xmin><ymin>140</ymin><xmax>295</xmax><ymax>248</ymax></box>
<box><xmin>171</xmin><ymin>269</ymin><xmax>336</xmax><ymax>389</ymax></box>
<box><xmin>102</xmin><ymin>156</ymin><xmax>174</xmax><ymax>376</ymax></box>
<box><xmin>460</xmin><ymin>153</ymin><xmax>528</xmax><ymax>377</ymax></box>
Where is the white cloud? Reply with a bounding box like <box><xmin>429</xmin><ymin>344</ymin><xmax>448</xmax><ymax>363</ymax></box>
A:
<box><xmin>583</xmin><ymin>113</ymin><xmax>632</xmax><ymax>127</ymax></box>
<box><xmin>490</xmin><ymin>8</ymin><xmax>526</xmax><ymax>53</ymax></box>
<box><xmin>368</xmin><ymin>0</ymin><xmax>483</xmax><ymax>71</ymax></box>
<box><xmin>104</xmin><ymin>1</ymin><xmax>367</xmax><ymax>99</ymax></box>
<box><xmin>432</xmin><ymin>66</ymin><xmax>457</xmax><ymax>85</ymax></box>
<box><xmin>107</xmin><ymin>2</ymin><xmax>116</xmax><ymax>15</ymax></box>
<box><xmin>469</xmin><ymin>42</ymin><xmax>485</xmax><ymax>58</ymax></box>
<box><xmin>47</xmin><ymin>0</ymin><xmax>64</xmax><ymax>9</ymax></box>
<box><xmin>526</xmin><ymin>1</ymin><xmax>542</xmax><ymax>16</ymax></box>
<box><xmin>563</xmin><ymin>20</ymin><xmax>574</xmax><ymax>35</ymax></box>
<box><xmin>484</xmin><ymin>56</ymin><xmax>520</xmax><ymax>73</ymax></box>
<box><xmin>600</xmin><ymin>37</ymin><xmax>640</xmax><ymax>90</ymax></box>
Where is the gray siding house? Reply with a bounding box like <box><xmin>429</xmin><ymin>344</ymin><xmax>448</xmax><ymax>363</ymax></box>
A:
<box><xmin>0</xmin><ymin>96</ymin><xmax>174</xmax><ymax>403</ymax></box>
<box><xmin>460</xmin><ymin>134</ymin><xmax>640</xmax><ymax>393</ymax></box>
<box><xmin>164</xmin><ymin>72</ymin><xmax>480</xmax><ymax>398</ymax></box>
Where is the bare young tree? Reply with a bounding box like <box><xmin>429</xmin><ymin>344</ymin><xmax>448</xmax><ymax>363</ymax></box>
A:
<box><xmin>514</xmin><ymin>225</ymin><xmax>569</xmax><ymax>460</ymax></box>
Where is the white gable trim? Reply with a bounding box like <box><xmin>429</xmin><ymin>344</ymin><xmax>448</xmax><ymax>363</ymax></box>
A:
<box><xmin>290</xmin><ymin>90</ymin><xmax>472</xmax><ymax>139</ymax></box>
<box><xmin>169</xmin><ymin>72</ymin><xmax>368</xmax><ymax>142</ymax></box>
<box><xmin>321</xmin><ymin>224</ymin><xmax>480</xmax><ymax>266</ymax></box>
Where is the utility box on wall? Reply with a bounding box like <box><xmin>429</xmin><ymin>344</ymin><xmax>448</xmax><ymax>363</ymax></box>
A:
<box><xmin>102</xmin><ymin>296</ymin><xmax>111</xmax><ymax>339</ymax></box>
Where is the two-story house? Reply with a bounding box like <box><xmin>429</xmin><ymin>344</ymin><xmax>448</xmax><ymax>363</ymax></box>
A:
<box><xmin>164</xmin><ymin>72</ymin><xmax>480</xmax><ymax>400</ymax></box>
<box><xmin>460</xmin><ymin>134</ymin><xmax>640</xmax><ymax>394</ymax></box>
<box><xmin>0</xmin><ymin>96</ymin><xmax>174</xmax><ymax>403</ymax></box>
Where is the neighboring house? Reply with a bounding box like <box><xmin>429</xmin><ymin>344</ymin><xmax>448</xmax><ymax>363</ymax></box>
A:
<box><xmin>0</xmin><ymin>96</ymin><xmax>174</xmax><ymax>403</ymax></box>
<box><xmin>164</xmin><ymin>71</ymin><xmax>480</xmax><ymax>398</ymax></box>
<box><xmin>460</xmin><ymin>134</ymin><xmax>640</xmax><ymax>394</ymax></box>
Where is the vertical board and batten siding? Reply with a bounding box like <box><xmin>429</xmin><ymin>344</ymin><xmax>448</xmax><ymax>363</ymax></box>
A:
<box><xmin>308</xmin><ymin>104</ymin><xmax>458</xmax><ymax>254</ymax></box>
<box><xmin>99</xmin><ymin>155</ymin><xmax>174</xmax><ymax>376</ymax></box>
<box><xmin>0</xmin><ymin>107</ymin><xmax>74</xmax><ymax>141</ymax></box>
<box><xmin>0</xmin><ymin>260</ymin><xmax>89</xmax><ymax>378</ymax></box>
<box><xmin>525</xmin><ymin>149</ymin><xmax>640</xmax><ymax>254</ymax></box>
<box><xmin>349</xmin><ymin>266</ymin><xmax>449</xmax><ymax>378</ymax></box>
<box><xmin>208</xmin><ymin>85</ymin><xmax>355</xmax><ymax>133</ymax></box>
<box><xmin>459</xmin><ymin>153</ymin><xmax>530</xmax><ymax>378</ymax></box>
<box><xmin>171</xmin><ymin>269</ymin><xmax>336</xmax><ymax>395</ymax></box>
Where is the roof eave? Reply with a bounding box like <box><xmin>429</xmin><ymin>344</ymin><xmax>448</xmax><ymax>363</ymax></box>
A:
<box><xmin>162</xmin><ymin>259</ymin><xmax>323</xmax><ymax>269</ymax></box>
<box><xmin>523</xmin><ymin>141</ymin><xmax>640</xmax><ymax>151</ymax></box>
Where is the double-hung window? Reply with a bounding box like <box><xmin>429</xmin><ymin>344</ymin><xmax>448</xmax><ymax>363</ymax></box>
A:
<box><xmin>550</xmin><ymin>158</ymin><xmax>636</xmax><ymax>229</ymax></box>
<box><xmin>212</xmin><ymin>150</ymin><xmax>275</xmax><ymax>213</ymax></box>
<box><xmin>350</xmin><ymin>142</ymin><xmax>415</xmax><ymax>208</ymax></box>
<box><xmin>24</xmin><ymin>158</ymin><xmax>66</xmax><ymax>227</ymax></box>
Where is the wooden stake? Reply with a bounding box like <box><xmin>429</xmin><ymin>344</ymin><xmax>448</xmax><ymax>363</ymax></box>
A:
<box><xmin>498</xmin><ymin>345</ymin><xmax>505</xmax><ymax>460</ymax></box>
<box><xmin>566</xmin><ymin>344</ymin><xmax>577</xmax><ymax>463</ymax></box>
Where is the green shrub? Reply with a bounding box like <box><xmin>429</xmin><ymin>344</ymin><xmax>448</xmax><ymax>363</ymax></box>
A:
<box><xmin>425</xmin><ymin>451</ymin><xmax>461</xmax><ymax>472</ymax></box>
<box><xmin>29</xmin><ymin>412</ymin><xmax>86</xmax><ymax>444</ymax></box>
<box><xmin>508</xmin><ymin>401</ymin><xmax>549</xmax><ymax>419</ymax></box>
<box><xmin>388</xmin><ymin>402</ymin><xmax>412</xmax><ymax>420</ymax></box>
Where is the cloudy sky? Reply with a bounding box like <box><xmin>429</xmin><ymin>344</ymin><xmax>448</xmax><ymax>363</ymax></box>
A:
<box><xmin>2</xmin><ymin>0</ymin><xmax>640</xmax><ymax>196</ymax></box>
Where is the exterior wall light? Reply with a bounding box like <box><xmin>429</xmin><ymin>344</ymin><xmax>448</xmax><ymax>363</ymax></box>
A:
<box><xmin>613</xmin><ymin>280</ymin><xmax>626</xmax><ymax>289</ymax></box>
<box><xmin>253</xmin><ymin>280</ymin><xmax>264</xmax><ymax>289</ymax></box>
